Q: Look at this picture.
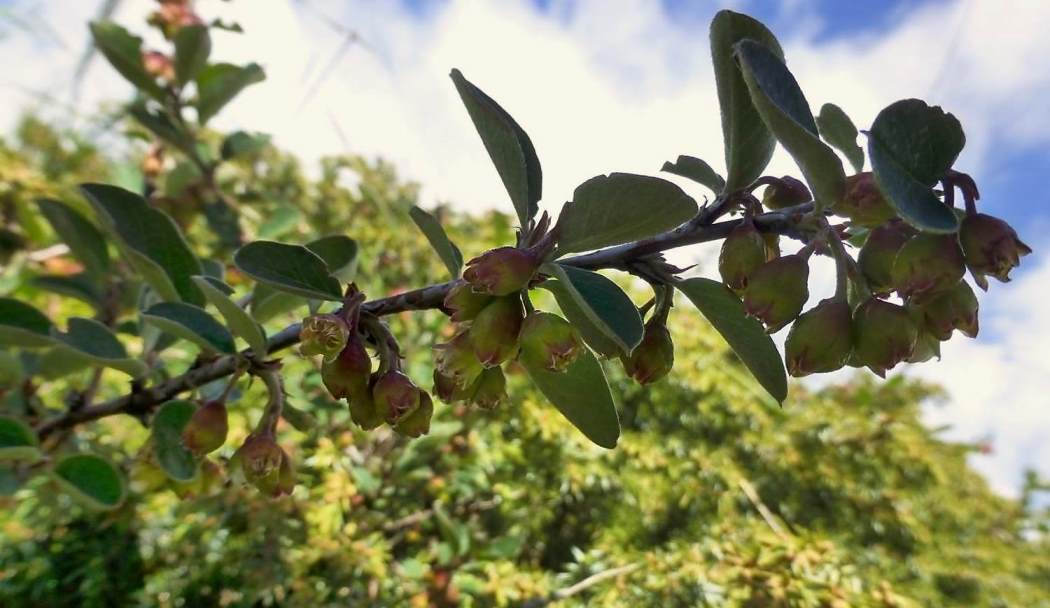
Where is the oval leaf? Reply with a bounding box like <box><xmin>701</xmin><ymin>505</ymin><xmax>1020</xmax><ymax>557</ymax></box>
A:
<box><xmin>196</xmin><ymin>62</ymin><xmax>266</xmax><ymax>125</ymax></box>
<box><xmin>151</xmin><ymin>400</ymin><xmax>199</xmax><ymax>482</ymax></box>
<box><xmin>735</xmin><ymin>40</ymin><xmax>846</xmax><ymax>210</ymax></box>
<box><xmin>31</xmin><ymin>274</ymin><xmax>102</xmax><ymax>307</ymax></box>
<box><xmin>222</xmin><ymin>130</ymin><xmax>271</xmax><ymax>161</ymax></box>
<box><xmin>51</xmin><ymin>317</ymin><xmax>147</xmax><ymax>378</ymax></box>
<box><xmin>539</xmin><ymin>280</ymin><xmax>623</xmax><ymax>358</ymax></box>
<box><xmin>522</xmin><ymin>349</ymin><xmax>620</xmax><ymax>449</ymax></box>
<box><xmin>52</xmin><ymin>453</ymin><xmax>125</xmax><ymax>510</ymax></box>
<box><xmin>173</xmin><ymin>24</ymin><xmax>211</xmax><ymax>86</ymax></box>
<box><xmin>0</xmin><ymin>415</ymin><xmax>41</xmax><ymax>462</ymax></box>
<box><xmin>710</xmin><ymin>10</ymin><xmax>784</xmax><ymax>191</ymax></box>
<box><xmin>816</xmin><ymin>103</ymin><xmax>864</xmax><ymax>173</ymax></box>
<box><xmin>192</xmin><ymin>276</ymin><xmax>268</xmax><ymax>357</ymax></box>
<box><xmin>450</xmin><ymin>68</ymin><xmax>542</xmax><ymax>227</ymax></box>
<box><xmin>235</xmin><ymin>240</ymin><xmax>343</xmax><ymax>301</ymax></box>
<box><xmin>867</xmin><ymin>99</ymin><xmax>965</xmax><ymax>233</ymax></box>
<box><xmin>37</xmin><ymin>198</ymin><xmax>110</xmax><ymax>277</ymax></box>
<box><xmin>303</xmin><ymin>235</ymin><xmax>358</xmax><ymax>281</ymax></box>
<box><xmin>555</xmin><ymin>173</ymin><xmax>698</xmax><ymax>256</ymax></box>
<box><xmin>89</xmin><ymin>21</ymin><xmax>165</xmax><ymax>101</ymax></box>
<box><xmin>660</xmin><ymin>155</ymin><xmax>726</xmax><ymax>193</ymax></box>
<box><xmin>676</xmin><ymin>277</ymin><xmax>787</xmax><ymax>404</ymax></box>
<box><xmin>80</xmin><ymin>183</ymin><xmax>204</xmax><ymax>305</ymax></box>
<box><xmin>410</xmin><ymin>206</ymin><xmax>463</xmax><ymax>279</ymax></box>
<box><xmin>0</xmin><ymin>298</ymin><xmax>54</xmax><ymax>348</ymax></box>
<box><xmin>143</xmin><ymin>302</ymin><xmax>237</xmax><ymax>354</ymax></box>
<box><xmin>541</xmin><ymin>263</ymin><xmax>643</xmax><ymax>355</ymax></box>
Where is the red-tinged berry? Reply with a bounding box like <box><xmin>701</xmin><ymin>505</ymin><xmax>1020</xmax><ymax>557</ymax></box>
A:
<box><xmin>463</xmin><ymin>247</ymin><xmax>539</xmax><ymax>296</ymax></box>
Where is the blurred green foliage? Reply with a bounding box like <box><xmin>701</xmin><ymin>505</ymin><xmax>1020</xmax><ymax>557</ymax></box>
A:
<box><xmin>0</xmin><ymin>116</ymin><xmax>1047</xmax><ymax>607</ymax></box>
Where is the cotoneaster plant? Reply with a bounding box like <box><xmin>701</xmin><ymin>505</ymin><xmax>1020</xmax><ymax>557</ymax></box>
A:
<box><xmin>0</xmin><ymin>2</ymin><xmax>1028</xmax><ymax>504</ymax></box>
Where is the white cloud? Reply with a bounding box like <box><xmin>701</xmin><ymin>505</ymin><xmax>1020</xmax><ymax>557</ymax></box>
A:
<box><xmin>2</xmin><ymin>0</ymin><xmax>1048</xmax><ymax>494</ymax></box>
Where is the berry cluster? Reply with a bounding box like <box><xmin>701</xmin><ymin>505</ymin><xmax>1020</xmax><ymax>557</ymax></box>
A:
<box><xmin>720</xmin><ymin>172</ymin><xmax>1030</xmax><ymax>378</ymax></box>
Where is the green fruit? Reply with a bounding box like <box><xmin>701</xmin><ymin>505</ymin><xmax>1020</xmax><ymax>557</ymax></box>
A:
<box><xmin>372</xmin><ymin>370</ymin><xmax>421</xmax><ymax>424</ymax></box>
<box><xmin>834</xmin><ymin>172</ymin><xmax>896</xmax><ymax>227</ymax></box>
<box><xmin>959</xmin><ymin>213</ymin><xmax>1031</xmax><ymax>287</ymax></box>
<box><xmin>719</xmin><ymin>218</ymin><xmax>768</xmax><ymax>291</ymax></box>
<box><xmin>621</xmin><ymin>321</ymin><xmax>674</xmax><ymax>385</ymax></box>
<box><xmin>519</xmin><ymin>311</ymin><xmax>584</xmax><ymax>372</ymax></box>
<box><xmin>852</xmin><ymin>298</ymin><xmax>917</xmax><ymax>377</ymax></box>
<box><xmin>891</xmin><ymin>233</ymin><xmax>965</xmax><ymax>300</ymax></box>
<box><xmin>469</xmin><ymin>296</ymin><xmax>524</xmax><ymax>367</ymax></box>
<box><xmin>784</xmin><ymin>299</ymin><xmax>852</xmax><ymax>377</ymax></box>
<box><xmin>181</xmin><ymin>400</ymin><xmax>229</xmax><ymax>455</ymax></box>
<box><xmin>394</xmin><ymin>392</ymin><xmax>433</xmax><ymax>438</ymax></box>
<box><xmin>742</xmin><ymin>254</ymin><xmax>810</xmax><ymax>333</ymax></box>
<box><xmin>920</xmin><ymin>280</ymin><xmax>979</xmax><ymax>340</ymax></box>
<box><xmin>858</xmin><ymin>221</ymin><xmax>914</xmax><ymax>295</ymax></box>
<box><xmin>463</xmin><ymin>366</ymin><xmax>507</xmax><ymax>410</ymax></box>
<box><xmin>463</xmin><ymin>247</ymin><xmax>539</xmax><ymax>296</ymax></box>
<box><xmin>443</xmin><ymin>282</ymin><xmax>493</xmax><ymax>322</ymax></box>
<box><xmin>761</xmin><ymin>176</ymin><xmax>811</xmax><ymax>210</ymax></box>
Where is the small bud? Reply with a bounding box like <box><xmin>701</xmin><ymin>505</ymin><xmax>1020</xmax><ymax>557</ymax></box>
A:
<box><xmin>784</xmin><ymin>298</ymin><xmax>852</xmax><ymax>377</ymax></box>
<box><xmin>395</xmin><ymin>392</ymin><xmax>434</xmax><ymax>438</ymax></box>
<box><xmin>959</xmin><ymin>213</ymin><xmax>1031</xmax><ymax>286</ymax></box>
<box><xmin>443</xmin><ymin>282</ymin><xmax>493</xmax><ymax>322</ymax></box>
<box><xmin>852</xmin><ymin>298</ymin><xmax>918</xmax><ymax>377</ymax></box>
<box><xmin>299</xmin><ymin>313</ymin><xmax>350</xmax><ymax>361</ymax></box>
<box><xmin>833</xmin><ymin>172</ymin><xmax>897</xmax><ymax>227</ymax></box>
<box><xmin>434</xmin><ymin>329</ymin><xmax>484</xmax><ymax>389</ymax></box>
<box><xmin>891</xmin><ymin>233</ymin><xmax>965</xmax><ymax>300</ymax></box>
<box><xmin>141</xmin><ymin>50</ymin><xmax>174</xmax><ymax>81</ymax></box>
<box><xmin>231</xmin><ymin>434</ymin><xmax>286</xmax><ymax>493</ymax></box>
<box><xmin>463</xmin><ymin>247</ymin><xmax>539</xmax><ymax>296</ymax></box>
<box><xmin>858</xmin><ymin>221</ymin><xmax>914</xmax><ymax>295</ymax></box>
<box><xmin>181</xmin><ymin>400</ymin><xmax>229</xmax><ymax>455</ymax></box>
<box><xmin>372</xmin><ymin>370</ymin><xmax>421</xmax><ymax>424</ymax></box>
<box><xmin>464</xmin><ymin>366</ymin><xmax>507</xmax><ymax>410</ymax></box>
<box><xmin>519</xmin><ymin>311</ymin><xmax>584</xmax><ymax>372</ymax></box>
<box><xmin>742</xmin><ymin>254</ymin><xmax>810</xmax><ymax>333</ymax></box>
<box><xmin>919</xmin><ymin>280</ymin><xmax>979</xmax><ymax>340</ymax></box>
<box><xmin>622</xmin><ymin>321</ymin><xmax>675</xmax><ymax>384</ymax></box>
<box><xmin>322</xmin><ymin>333</ymin><xmax>372</xmax><ymax>400</ymax></box>
<box><xmin>761</xmin><ymin>176</ymin><xmax>811</xmax><ymax>210</ymax></box>
<box><xmin>719</xmin><ymin>218</ymin><xmax>768</xmax><ymax>291</ymax></box>
<box><xmin>470</xmin><ymin>296</ymin><xmax>524</xmax><ymax>367</ymax></box>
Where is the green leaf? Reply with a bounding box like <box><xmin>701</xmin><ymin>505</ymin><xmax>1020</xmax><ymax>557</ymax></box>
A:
<box><xmin>540</xmin><ymin>280</ymin><xmax>622</xmax><ymax>358</ymax></box>
<box><xmin>51</xmin><ymin>317</ymin><xmax>148</xmax><ymax>378</ymax></box>
<box><xmin>0</xmin><ymin>351</ymin><xmax>22</xmax><ymax>385</ymax></box>
<box><xmin>128</xmin><ymin>102</ymin><xmax>198</xmax><ymax>158</ymax></box>
<box><xmin>142</xmin><ymin>302</ymin><xmax>237</xmax><ymax>354</ymax></box>
<box><xmin>281</xmin><ymin>401</ymin><xmax>317</xmax><ymax>432</ymax></box>
<box><xmin>867</xmin><ymin>99</ymin><xmax>965</xmax><ymax>233</ymax></box>
<box><xmin>80</xmin><ymin>183</ymin><xmax>204</xmax><ymax>305</ymax></box>
<box><xmin>676</xmin><ymin>277</ymin><xmax>787</xmax><ymax>404</ymax></box>
<box><xmin>0</xmin><ymin>298</ymin><xmax>54</xmax><ymax>348</ymax></box>
<box><xmin>0</xmin><ymin>416</ymin><xmax>41</xmax><ymax>463</ymax></box>
<box><xmin>51</xmin><ymin>453</ymin><xmax>125</xmax><ymax>510</ymax></box>
<box><xmin>235</xmin><ymin>241</ymin><xmax>343</xmax><ymax>301</ymax></box>
<box><xmin>173</xmin><ymin>24</ymin><xmax>211</xmax><ymax>86</ymax></box>
<box><xmin>31</xmin><ymin>274</ymin><xmax>102</xmax><ymax>307</ymax></box>
<box><xmin>303</xmin><ymin>235</ymin><xmax>358</xmax><ymax>281</ymax></box>
<box><xmin>221</xmin><ymin>130</ymin><xmax>271</xmax><ymax>160</ymax></box>
<box><xmin>523</xmin><ymin>349</ymin><xmax>619</xmax><ymax>449</ymax></box>
<box><xmin>710</xmin><ymin>10</ymin><xmax>783</xmax><ymax>191</ymax></box>
<box><xmin>541</xmin><ymin>263</ymin><xmax>643</xmax><ymax>355</ymax></box>
<box><xmin>192</xmin><ymin>276</ymin><xmax>267</xmax><ymax>357</ymax></box>
<box><xmin>36</xmin><ymin>198</ymin><xmax>109</xmax><ymax>277</ymax></box>
<box><xmin>34</xmin><ymin>346</ymin><xmax>94</xmax><ymax>380</ymax></box>
<box><xmin>555</xmin><ymin>173</ymin><xmax>697</xmax><ymax>256</ymax></box>
<box><xmin>151</xmin><ymin>400</ymin><xmax>199</xmax><ymax>482</ymax></box>
<box><xmin>735</xmin><ymin>40</ymin><xmax>845</xmax><ymax>210</ymax></box>
<box><xmin>660</xmin><ymin>155</ymin><xmax>726</xmax><ymax>193</ymax></box>
<box><xmin>816</xmin><ymin>103</ymin><xmax>864</xmax><ymax>173</ymax></box>
<box><xmin>196</xmin><ymin>62</ymin><xmax>265</xmax><ymax>125</ymax></box>
<box><xmin>257</xmin><ymin>204</ymin><xmax>301</xmax><ymax>239</ymax></box>
<box><xmin>409</xmin><ymin>206</ymin><xmax>463</xmax><ymax>279</ymax></box>
<box><xmin>450</xmin><ymin>68</ymin><xmax>541</xmax><ymax>227</ymax></box>
<box><xmin>89</xmin><ymin>21</ymin><xmax>164</xmax><ymax>101</ymax></box>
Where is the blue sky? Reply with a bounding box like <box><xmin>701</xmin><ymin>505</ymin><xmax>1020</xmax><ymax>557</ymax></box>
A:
<box><xmin>0</xmin><ymin>0</ymin><xmax>1047</xmax><ymax>495</ymax></box>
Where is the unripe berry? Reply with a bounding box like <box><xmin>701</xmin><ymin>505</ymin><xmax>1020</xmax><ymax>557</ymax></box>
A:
<box><xmin>719</xmin><ymin>218</ymin><xmax>768</xmax><ymax>291</ymax></box>
<box><xmin>434</xmin><ymin>329</ymin><xmax>484</xmax><ymax>389</ymax></box>
<box><xmin>919</xmin><ymin>280</ymin><xmax>979</xmax><ymax>340</ymax></box>
<box><xmin>322</xmin><ymin>333</ymin><xmax>372</xmax><ymax>400</ymax></box>
<box><xmin>891</xmin><ymin>233</ymin><xmax>965</xmax><ymax>300</ymax></box>
<box><xmin>181</xmin><ymin>400</ymin><xmax>228</xmax><ymax>455</ymax></box>
<box><xmin>395</xmin><ymin>392</ymin><xmax>433</xmax><ymax>438</ymax></box>
<box><xmin>433</xmin><ymin>367</ymin><xmax>466</xmax><ymax>404</ymax></box>
<box><xmin>761</xmin><ymin>176</ymin><xmax>811</xmax><ymax>210</ymax></box>
<box><xmin>621</xmin><ymin>321</ymin><xmax>674</xmax><ymax>385</ymax></box>
<box><xmin>232</xmin><ymin>434</ymin><xmax>285</xmax><ymax>493</ymax></box>
<box><xmin>742</xmin><ymin>254</ymin><xmax>810</xmax><ymax>333</ymax></box>
<box><xmin>833</xmin><ymin>172</ymin><xmax>896</xmax><ymax>227</ymax></box>
<box><xmin>443</xmin><ymin>282</ymin><xmax>493</xmax><ymax>322</ymax></box>
<box><xmin>858</xmin><ymin>221</ymin><xmax>914</xmax><ymax>296</ymax></box>
<box><xmin>299</xmin><ymin>313</ymin><xmax>350</xmax><ymax>361</ymax></box>
<box><xmin>372</xmin><ymin>370</ymin><xmax>421</xmax><ymax>424</ymax></box>
<box><xmin>959</xmin><ymin>213</ymin><xmax>1031</xmax><ymax>286</ymax></box>
<box><xmin>463</xmin><ymin>247</ymin><xmax>539</xmax><ymax>296</ymax></box>
<box><xmin>470</xmin><ymin>296</ymin><xmax>524</xmax><ymax>367</ymax></box>
<box><xmin>464</xmin><ymin>366</ymin><xmax>507</xmax><ymax>410</ymax></box>
<box><xmin>907</xmin><ymin>329</ymin><xmax>942</xmax><ymax>364</ymax></box>
<box><xmin>784</xmin><ymin>299</ymin><xmax>852</xmax><ymax>377</ymax></box>
<box><xmin>852</xmin><ymin>298</ymin><xmax>917</xmax><ymax>377</ymax></box>
<box><xmin>519</xmin><ymin>311</ymin><xmax>584</xmax><ymax>372</ymax></box>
